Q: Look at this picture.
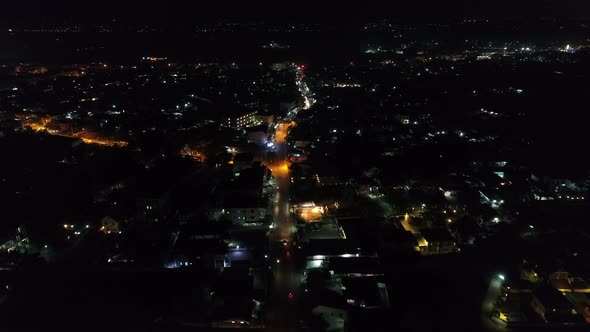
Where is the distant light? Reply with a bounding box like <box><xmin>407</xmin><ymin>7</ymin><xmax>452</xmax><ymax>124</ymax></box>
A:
<box><xmin>276</xmin><ymin>259</ymin><xmax>280</xmax><ymax>263</ymax></box>
<box><xmin>529</xmin><ymin>225</ymin><xmax>534</xmax><ymax>229</ymax></box>
<box><xmin>498</xmin><ymin>274</ymin><xmax>505</xmax><ymax>281</ymax></box>
<box><xmin>236</xmin><ymin>245</ymin><xmax>240</xmax><ymax>250</ymax></box>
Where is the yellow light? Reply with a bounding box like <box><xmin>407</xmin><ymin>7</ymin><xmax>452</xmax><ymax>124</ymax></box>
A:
<box><xmin>499</xmin><ymin>312</ymin><xmax>508</xmax><ymax>322</ymax></box>
<box><xmin>447</xmin><ymin>219</ymin><xmax>452</xmax><ymax>223</ymax></box>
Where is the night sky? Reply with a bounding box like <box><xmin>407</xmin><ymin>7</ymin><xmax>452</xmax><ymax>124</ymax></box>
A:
<box><xmin>3</xmin><ymin>0</ymin><xmax>590</xmax><ymax>23</ymax></box>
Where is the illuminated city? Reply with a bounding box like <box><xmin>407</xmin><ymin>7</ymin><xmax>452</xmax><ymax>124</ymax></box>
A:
<box><xmin>0</xmin><ymin>1</ymin><xmax>590</xmax><ymax>331</ymax></box>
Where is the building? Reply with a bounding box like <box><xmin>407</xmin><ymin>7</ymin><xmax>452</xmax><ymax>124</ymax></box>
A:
<box><xmin>223</xmin><ymin>197</ymin><xmax>268</xmax><ymax>225</ymax></box>
<box><xmin>100</xmin><ymin>216</ymin><xmax>120</xmax><ymax>234</ymax></box>
<box><xmin>299</xmin><ymin>221</ymin><xmax>347</xmax><ymax>245</ymax></box>
<box><xmin>550</xmin><ymin>271</ymin><xmax>590</xmax><ymax>293</ymax></box>
<box><xmin>312</xmin><ymin>305</ymin><xmax>348</xmax><ymax>332</ymax></box>
<box><xmin>232</xmin><ymin>153</ymin><xmax>255</xmax><ymax>173</ymax></box>
<box><xmin>226</xmin><ymin>111</ymin><xmax>258</xmax><ymax>129</ymax></box>
<box><xmin>214</xmin><ymin>164</ymin><xmax>270</xmax><ymax>225</ymax></box>
<box><xmin>136</xmin><ymin>192</ymin><xmax>170</xmax><ymax>223</ymax></box>
<box><xmin>210</xmin><ymin>266</ymin><xmax>262</xmax><ymax>328</ymax></box>
<box><xmin>341</xmin><ymin>278</ymin><xmax>390</xmax><ymax>309</ymax></box>
<box><xmin>530</xmin><ymin>286</ymin><xmax>583</xmax><ymax>323</ymax></box>
<box><xmin>399</xmin><ymin>114</ymin><xmax>410</xmax><ymax>125</ymax></box>
<box><xmin>315</xmin><ymin>174</ymin><xmax>347</xmax><ymax>188</ymax></box>
<box><xmin>245</xmin><ymin>125</ymin><xmax>269</xmax><ymax>146</ymax></box>
<box><xmin>326</xmin><ymin>257</ymin><xmax>384</xmax><ymax>278</ymax></box>
<box><xmin>254</xmin><ymin>112</ymin><xmax>274</xmax><ymax>125</ymax></box>
<box><xmin>420</xmin><ymin>228</ymin><xmax>459</xmax><ymax>255</ymax></box>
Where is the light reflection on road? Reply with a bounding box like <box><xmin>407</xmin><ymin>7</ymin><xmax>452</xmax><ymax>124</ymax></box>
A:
<box><xmin>263</xmin><ymin>65</ymin><xmax>313</xmax><ymax>331</ymax></box>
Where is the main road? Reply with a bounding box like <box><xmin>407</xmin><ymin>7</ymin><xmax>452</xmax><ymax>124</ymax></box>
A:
<box><xmin>265</xmin><ymin>122</ymin><xmax>300</xmax><ymax>331</ymax></box>
<box><xmin>265</xmin><ymin>65</ymin><xmax>314</xmax><ymax>331</ymax></box>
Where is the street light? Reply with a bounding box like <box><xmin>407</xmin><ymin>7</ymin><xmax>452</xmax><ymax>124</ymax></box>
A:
<box><xmin>498</xmin><ymin>274</ymin><xmax>505</xmax><ymax>281</ymax></box>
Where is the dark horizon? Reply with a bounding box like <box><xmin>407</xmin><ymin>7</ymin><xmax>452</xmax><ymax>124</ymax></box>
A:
<box><xmin>3</xmin><ymin>0</ymin><xmax>590</xmax><ymax>24</ymax></box>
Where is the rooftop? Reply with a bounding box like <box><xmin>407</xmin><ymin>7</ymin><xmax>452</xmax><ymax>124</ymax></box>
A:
<box><xmin>421</xmin><ymin>228</ymin><xmax>454</xmax><ymax>243</ymax></box>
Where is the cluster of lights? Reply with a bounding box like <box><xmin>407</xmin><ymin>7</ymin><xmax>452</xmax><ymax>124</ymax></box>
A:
<box><xmin>142</xmin><ymin>56</ymin><xmax>167</xmax><ymax>62</ymax></box>
<box><xmin>229</xmin><ymin>112</ymin><xmax>257</xmax><ymax>128</ymax></box>
<box><xmin>558</xmin><ymin>195</ymin><xmax>585</xmax><ymax>200</ymax></box>
<box><xmin>335</xmin><ymin>83</ymin><xmax>362</xmax><ymax>88</ymax></box>
<box><xmin>480</xmin><ymin>108</ymin><xmax>500</xmax><ymax>116</ymax></box>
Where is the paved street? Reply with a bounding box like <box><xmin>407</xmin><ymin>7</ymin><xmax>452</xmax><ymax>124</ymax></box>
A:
<box><xmin>265</xmin><ymin>65</ymin><xmax>314</xmax><ymax>331</ymax></box>
<box><xmin>265</xmin><ymin>123</ymin><xmax>301</xmax><ymax>331</ymax></box>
